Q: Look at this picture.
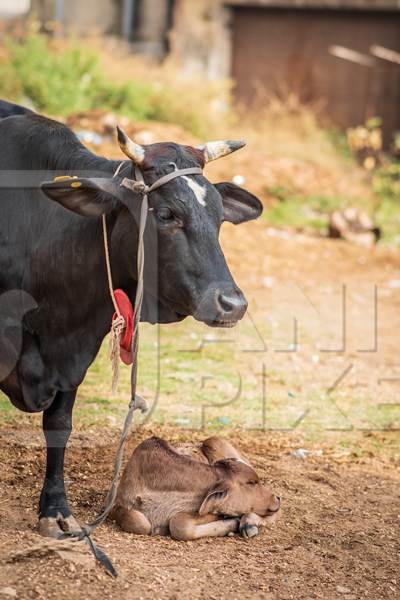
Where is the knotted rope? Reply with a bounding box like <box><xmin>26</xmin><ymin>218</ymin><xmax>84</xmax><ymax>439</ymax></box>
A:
<box><xmin>102</xmin><ymin>212</ymin><xmax>126</xmax><ymax>393</ymax></box>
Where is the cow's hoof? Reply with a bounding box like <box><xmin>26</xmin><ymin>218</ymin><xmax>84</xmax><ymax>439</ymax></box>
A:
<box><xmin>38</xmin><ymin>514</ymin><xmax>81</xmax><ymax>539</ymax></box>
<box><xmin>239</xmin><ymin>523</ymin><xmax>259</xmax><ymax>539</ymax></box>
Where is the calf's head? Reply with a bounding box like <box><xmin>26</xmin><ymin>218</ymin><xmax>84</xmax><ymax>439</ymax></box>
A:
<box><xmin>41</xmin><ymin>128</ymin><xmax>263</xmax><ymax>327</ymax></box>
<box><xmin>199</xmin><ymin>458</ymin><xmax>281</xmax><ymax>519</ymax></box>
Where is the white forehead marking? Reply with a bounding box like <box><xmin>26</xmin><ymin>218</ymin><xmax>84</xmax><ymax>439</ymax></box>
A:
<box><xmin>169</xmin><ymin>162</ymin><xmax>207</xmax><ymax>207</ymax></box>
<box><xmin>182</xmin><ymin>175</ymin><xmax>207</xmax><ymax>207</ymax></box>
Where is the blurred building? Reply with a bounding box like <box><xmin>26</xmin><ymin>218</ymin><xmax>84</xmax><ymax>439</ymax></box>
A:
<box><xmin>0</xmin><ymin>0</ymin><xmax>30</xmax><ymax>18</ymax></box>
<box><xmin>29</xmin><ymin>0</ymin><xmax>174</xmax><ymax>58</ymax></box>
<box><xmin>9</xmin><ymin>0</ymin><xmax>400</xmax><ymax>141</ymax></box>
<box><xmin>169</xmin><ymin>0</ymin><xmax>400</xmax><ymax>144</ymax></box>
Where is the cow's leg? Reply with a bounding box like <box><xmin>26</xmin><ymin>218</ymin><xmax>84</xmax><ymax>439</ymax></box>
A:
<box><xmin>38</xmin><ymin>390</ymin><xmax>80</xmax><ymax>538</ymax></box>
<box><xmin>169</xmin><ymin>512</ymin><xmax>239</xmax><ymax>541</ymax></box>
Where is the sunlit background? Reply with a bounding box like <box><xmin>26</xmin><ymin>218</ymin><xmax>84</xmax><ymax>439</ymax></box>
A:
<box><xmin>0</xmin><ymin>0</ymin><xmax>399</xmax><ymax>442</ymax></box>
<box><xmin>1</xmin><ymin>3</ymin><xmax>399</xmax><ymax>598</ymax></box>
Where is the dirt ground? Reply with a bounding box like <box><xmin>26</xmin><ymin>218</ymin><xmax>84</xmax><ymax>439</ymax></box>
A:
<box><xmin>1</xmin><ymin>122</ymin><xmax>400</xmax><ymax>599</ymax></box>
<box><xmin>1</xmin><ymin>228</ymin><xmax>400</xmax><ymax>599</ymax></box>
<box><xmin>0</xmin><ymin>425</ymin><xmax>399</xmax><ymax>600</ymax></box>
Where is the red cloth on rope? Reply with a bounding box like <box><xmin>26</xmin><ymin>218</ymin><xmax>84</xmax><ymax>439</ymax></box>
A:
<box><xmin>112</xmin><ymin>289</ymin><xmax>134</xmax><ymax>365</ymax></box>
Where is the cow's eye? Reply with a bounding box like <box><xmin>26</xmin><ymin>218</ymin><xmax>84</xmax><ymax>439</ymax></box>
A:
<box><xmin>247</xmin><ymin>481</ymin><xmax>257</xmax><ymax>486</ymax></box>
<box><xmin>157</xmin><ymin>207</ymin><xmax>174</xmax><ymax>223</ymax></box>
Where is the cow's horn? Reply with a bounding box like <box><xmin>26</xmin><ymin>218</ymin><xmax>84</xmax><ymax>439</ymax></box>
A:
<box><xmin>197</xmin><ymin>140</ymin><xmax>246</xmax><ymax>163</ymax></box>
<box><xmin>117</xmin><ymin>126</ymin><xmax>145</xmax><ymax>164</ymax></box>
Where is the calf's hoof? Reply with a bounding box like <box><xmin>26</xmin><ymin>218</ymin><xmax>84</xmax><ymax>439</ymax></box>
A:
<box><xmin>38</xmin><ymin>513</ymin><xmax>81</xmax><ymax>539</ymax></box>
<box><xmin>239</xmin><ymin>523</ymin><xmax>259</xmax><ymax>539</ymax></box>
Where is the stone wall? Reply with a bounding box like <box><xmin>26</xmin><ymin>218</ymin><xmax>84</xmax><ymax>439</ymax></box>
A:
<box><xmin>30</xmin><ymin>0</ymin><xmax>120</xmax><ymax>35</ymax></box>
<box><xmin>132</xmin><ymin>0</ymin><xmax>170</xmax><ymax>59</ymax></box>
<box><xmin>29</xmin><ymin>0</ymin><xmax>170</xmax><ymax>58</ymax></box>
<box><xmin>27</xmin><ymin>0</ymin><xmax>400</xmax><ymax>73</ymax></box>
<box><xmin>169</xmin><ymin>0</ymin><xmax>231</xmax><ymax>79</ymax></box>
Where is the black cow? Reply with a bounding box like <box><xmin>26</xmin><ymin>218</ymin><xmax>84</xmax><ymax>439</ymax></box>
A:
<box><xmin>0</xmin><ymin>100</ymin><xmax>262</xmax><ymax>537</ymax></box>
<box><xmin>0</xmin><ymin>98</ymin><xmax>33</xmax><ymax>118</ymax></box>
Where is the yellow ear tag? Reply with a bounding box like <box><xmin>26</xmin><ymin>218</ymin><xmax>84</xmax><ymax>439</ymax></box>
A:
<box><xmin>53</xmin><ymin>175</ymin><xmax>78</xmax><ymax>182</ymax></box>
<box><xmin>71</xmin><ymin>181</ymin><xmax>82</xmax><ymax>188</ymax></box>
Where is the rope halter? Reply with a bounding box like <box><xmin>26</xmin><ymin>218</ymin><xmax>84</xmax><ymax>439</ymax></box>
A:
<box><xmin>103</xmin><ymin>163</ymin><xmax>204</xmax><ymax>392</ymax></box>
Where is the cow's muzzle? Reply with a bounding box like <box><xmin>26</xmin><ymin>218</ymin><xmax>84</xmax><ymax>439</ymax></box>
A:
<box><xmin>194</xmin><ymin>286</ymin><xmax>248</xmax><ymax>327</ymax></box>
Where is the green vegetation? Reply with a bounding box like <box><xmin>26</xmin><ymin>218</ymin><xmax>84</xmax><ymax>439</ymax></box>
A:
<box><xmin>0</xmin><ymin>33</ymin><xmax>229</xmax><ymax>136</ymax></box>
<box><xmin>1</xmin><ymin>316</ymin><xmax>397</xmax><ymax>439</ymax></box>
<box><xmin>262</xmin><ymin>115</ymin><xmax>399</xmax><ymax>244</ymax></box>
<box><xmin>1</xmin><ymin>33</ymin><xmax>398</xmax><ymax>246</ymax></box>
<box><xmin>326</xmin><ymin>128</ymin><xmax>353</xmax><ymax>162</ymax></box>
<box><xmin>264</xmin><ymin>158</ymin><xmax>400</xmax><ymax>245</ymax></box>
<box><xmin>373</xmin><ymin>161</ymin><xmax>400</xmax><ymax>245</ymax></box>
<box><xmin>264</xmin><ymin>185</ymin><xmax>347</xmax><ymax>233</ymax></box>
<box><xmin>0</xmin><ymin>34</ymin><xmax>154</xmax><ymax>120</ymax></box>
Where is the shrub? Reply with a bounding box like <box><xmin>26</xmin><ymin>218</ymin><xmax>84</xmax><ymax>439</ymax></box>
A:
<box><xmin>373</xmin><ymin>161</ymin><xmax>400</xmax><ymax>245</ymax></box>
<box><xmin>0</xmin><ymin>35</ymin><xmax>101</xmax><ymax>114</ymax></box>
<box><xmin>264</xmin><ymin>185</ymin><xmax>347</xmax><ymax>233</ymax></box>
<box><xmin>0</xmin><ymin>33</ymin><xmax>231</xmax><ymax>135</ymax></box>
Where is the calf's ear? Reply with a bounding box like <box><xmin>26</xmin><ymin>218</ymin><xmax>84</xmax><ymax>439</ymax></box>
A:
<box><xmin>41</xmin><ymin>177</ymin><xmax>121</xmax><ymax>218</ymax></box>
<box><xmin>199</xmin><ymin>482</ymin><xmax>231</xmax><ymax>516</ymax></box>
<box><xmin>214</xmin><ymin>182</ymin><xmax>263</xmax><ymax>224</ymax></box>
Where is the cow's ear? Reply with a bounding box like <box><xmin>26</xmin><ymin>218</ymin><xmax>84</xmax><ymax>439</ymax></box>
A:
<box><xmin>214</xmin><ymin>182</ymin><xmax>263</xmax><ymax>224</ymax></box>
<box><xmin>199</xmin><ymin>482</ymin><xmax>231</xmax><ymax>516</ymax></box>
<box><xmin>41</xmin><ymin>177</ymin><xmax>121</xmax><ymax>218</ymax></box>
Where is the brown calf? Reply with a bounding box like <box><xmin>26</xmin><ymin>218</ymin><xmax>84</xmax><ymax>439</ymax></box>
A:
<box><xmin>111</xmin><ymin>436</ymin><xmax>281</xmax><ymax>540</ymax></box>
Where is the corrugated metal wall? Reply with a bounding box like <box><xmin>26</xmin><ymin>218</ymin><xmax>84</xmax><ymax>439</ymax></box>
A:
<box><xmin>232</xmin><ymin>7</ymin><xmax>400</xmax><ymax>143</ymax></box>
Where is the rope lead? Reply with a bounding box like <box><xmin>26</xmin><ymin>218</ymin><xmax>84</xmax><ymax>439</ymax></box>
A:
<box><xmin>61</xmin><ymin>163</ymin><xmax>203</xmax><ymax>576</ymax></box>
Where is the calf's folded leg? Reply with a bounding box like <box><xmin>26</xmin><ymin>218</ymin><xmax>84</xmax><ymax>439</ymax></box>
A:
<box><xmin>239</xmin><ymin>512</ymin><xmax>278</xmax><ymax>538</ymax></box>
<box><xmin>169</xmin><ymin>512</ymin><xmax>238</xmax><ymax>541</ymax></box>
<box><xmin>112</xmin><ymin>507</ymin><xmax>152</xmax><ymax>535</ymax></box>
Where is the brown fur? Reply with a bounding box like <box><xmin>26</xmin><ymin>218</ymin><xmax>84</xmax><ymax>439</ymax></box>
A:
<box><xmin>111</xmin><ymin>436</ymin><xmax>280</xmax><ymax>540</ymax></box>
